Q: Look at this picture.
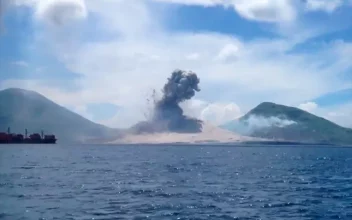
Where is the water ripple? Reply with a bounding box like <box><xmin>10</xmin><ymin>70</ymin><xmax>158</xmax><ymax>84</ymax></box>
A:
<box><xmin>0</xmin><ymin>145</ymin><xmax>351</xmax><ymax>219</ymax></box>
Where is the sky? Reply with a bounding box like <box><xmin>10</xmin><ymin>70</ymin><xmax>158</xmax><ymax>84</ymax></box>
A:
<box><xmin>0</xmin><ymin>0</ymin><xmax>351</xmax><ymax>128</ymax></box>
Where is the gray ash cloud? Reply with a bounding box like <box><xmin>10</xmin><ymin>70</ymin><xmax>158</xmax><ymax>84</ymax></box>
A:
<box><xmin>131</xmin><ymin>69</ymin><xmax>203</xmax><ymax>134</ymax></box>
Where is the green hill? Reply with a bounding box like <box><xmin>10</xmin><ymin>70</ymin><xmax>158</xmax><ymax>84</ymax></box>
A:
<box><xmin>0</xmin><ymin>88</ymin><xmax>120</xmax><ymax>143</ymax></box>
<box><xmin>221</xmin><ymin>102</ymin><xmax>352</xmax><ymax>145</ymax></box>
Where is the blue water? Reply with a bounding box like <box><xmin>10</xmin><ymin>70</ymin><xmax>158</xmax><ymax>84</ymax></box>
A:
<box><xmin>0</xmin><ymin>145</ymin><xmax>352</xmax><ymax>220</ymax></box>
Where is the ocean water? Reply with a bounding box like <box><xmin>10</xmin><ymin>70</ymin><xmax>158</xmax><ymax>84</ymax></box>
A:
<box><xmin>0</xmin><ymin>145</ymin><xmax>352</xmax><ymax>220</ymax></box>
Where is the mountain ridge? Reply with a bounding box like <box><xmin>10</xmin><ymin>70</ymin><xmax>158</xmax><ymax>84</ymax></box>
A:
<box><xmin>222</xmin><ymin>102</ymin><xmax>352</xmax><ymax>145</ymax></box>
<box><xmin>0</xmin><ymin>88</ymin><xmax>120</xmax><ymax>143</ymax></box>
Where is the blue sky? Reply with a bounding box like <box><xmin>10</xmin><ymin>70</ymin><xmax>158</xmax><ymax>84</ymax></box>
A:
<box><xmin>162</xmin><ymin>4</ymin><xmax>278</xmax><ymax>40</ymax></box>
<box><xmin>0</xmin><ymin>0</ymin><xmax>351</xmax><ymax>128</ymax></box>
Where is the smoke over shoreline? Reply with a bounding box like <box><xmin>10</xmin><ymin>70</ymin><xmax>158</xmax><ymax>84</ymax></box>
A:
<box><xmin>131</xmin><ymin>69</ymin><xmax>203</xmax><ymax>134</ymax></box>
<box><xmin>222</xmin><ymin>115</ymin><xmax>297</xmax><ymax>136</ymax></box>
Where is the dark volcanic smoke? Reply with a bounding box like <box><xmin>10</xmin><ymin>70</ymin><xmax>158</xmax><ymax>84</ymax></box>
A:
<box><xmin>131</xmin><ymin>69</ymin><xmax>203</xmax><ymax>134</ymax></box>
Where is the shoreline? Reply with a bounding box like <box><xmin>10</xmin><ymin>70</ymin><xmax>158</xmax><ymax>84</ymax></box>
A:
<box><xmin>101</xmin><ymin>139</ymin><xmax>344</xmax><ymax>147</ymax></box>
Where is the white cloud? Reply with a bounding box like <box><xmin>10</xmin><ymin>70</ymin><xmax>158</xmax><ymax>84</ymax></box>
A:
<box><xmin>297</xmin><ymin>101</ymin><xmax>352</xmax><ymax>128</ymax></box>
<box><xmin>247</xmin><ymin>115</ymin><xmax>296</xmax><ymax>128</ymax></box>
<box><xmin>305</xmin><ymin>0</ymin><xmax>343</xmax><ymax>13</ymax></box>
<box><xmin>215</xmin><ymin>43</ymin><xmax>241</xmax><ymax>62</ymax></box>
<box><xmin>11</xmin><ymin>61</ymin><xmax>29</xmax><ymax>67</ymax></box>
<box><xmin>200</xmin><ymin>102</ymin><xmax>242</xmax><ymax>125</ymax></box>
<box><xmin>35</xmin><ymin>66</ymin><xmax>46</xmax><ymax>73</ymax></box>
<box><xmin>71</xmin><ymin>104</ymin><xmax>94</xmax><ymax>121</ymax></box>
<box><xmin>153</xmin><ymin>0</ymin><xmax>347</xmax><ymax>19</ymax></box>
<box><xmin>86</xmin><ymin>0</ymin><xmax>157</xmax><ymax>36</ymax></box>
<box><xmin>298</xmin><ymin>102</ymin><xmax>318</xmax><ymax>113</ymax></box>
<box><xmin>3</xmin><ymin>0</ymin><xmax>87</xmax><ymax>26</ymax></box>
<box><xmin>97</xmin><ymin>106</ymin><xmax>148</xmax><ymax>128</ymax></box>
<box><xmin>34</xmin><ymin>0</ymin><xmax>87</xmax><ymax>26</ymax></box>
<box><xmin>180</xmin><ymin>99</ymin><xmax>242</xmax><ymax>125</ymax></box>
<box><xmin>186</xmin><ymin>53</ymin><xmax>201</xmax><ymax>60</ymax></box>
<box><xmin>153</xmin><ymin>0</ymin><xmax>297</xmax><ymax>22</ymax></box>
<box><xmin>151</xmin><ymin>0</ymin><xmax>222</xmax><ymax>5</ymax></box>
<box><xmin>321</xmin><ymin>103</ymin><xmax>352</xmax><ymax>128</ymax></box>
<box><xmin>225</xmin><ymin>115</ymin><xmax>297</xmax><ymax>135</ymax></box>
<box><xmin>231</xmin><ymin>0</ymin><xmax>296</xmax><ymax>23</ymax></box>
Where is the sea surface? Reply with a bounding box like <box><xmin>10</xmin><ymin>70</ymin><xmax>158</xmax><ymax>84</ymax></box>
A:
<box><xmin>0</xmin><ymin>144</ymin><xmax>352</xmax><ymax>220</ymax></box>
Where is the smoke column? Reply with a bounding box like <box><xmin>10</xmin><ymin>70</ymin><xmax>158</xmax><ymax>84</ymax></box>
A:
<box><xmin>153</xmin><ymin>69</ymin><xmax>202</xmax><ymax>132</ymax></box>
<box><xmin>131</xmin><ymin>69</ymin><xmax>203</xmax><ymax>133</ymax></box>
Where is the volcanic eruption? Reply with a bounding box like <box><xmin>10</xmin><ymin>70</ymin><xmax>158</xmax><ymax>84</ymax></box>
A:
<box><xmin>130</xmin><ymin>69</ymin><xmax>203</xmax><ymax>134</ymax></box>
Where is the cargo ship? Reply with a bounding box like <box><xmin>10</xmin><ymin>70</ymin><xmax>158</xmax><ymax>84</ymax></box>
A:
<box><xmin>0</xmin><ymin>128</ymin><xmax>57</xmax><ymax>144</ymax></box>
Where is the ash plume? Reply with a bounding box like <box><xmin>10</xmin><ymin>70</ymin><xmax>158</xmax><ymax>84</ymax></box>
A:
<box><xmin>131</xmin><ymin>69</ymin><xmax>203</xmax><ymax>134</ymax></box>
